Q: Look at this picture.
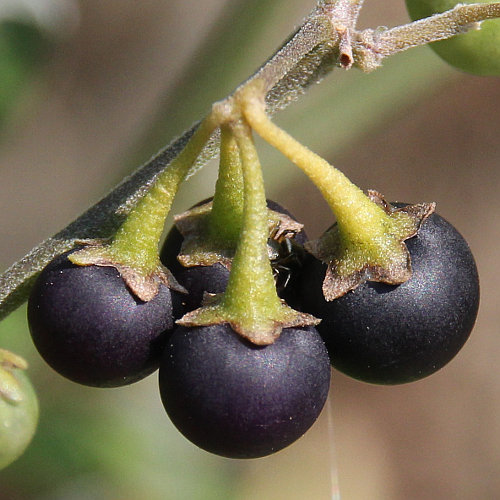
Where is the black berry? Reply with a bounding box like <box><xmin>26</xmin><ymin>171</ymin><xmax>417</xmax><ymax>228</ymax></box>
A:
<box><xmin>159</xmin><ymin>324</ymin><xmax>330</xmax><ymax>458</ymax></box>
<box><xmin>28</xmin><ymin>251</ymin><xmax>180</xmax><ymax>387</ymax></box>
<box><xmin>300</xmin><ymin>210</ymin><xmax>480</xmax><ymax>384</ymax></box>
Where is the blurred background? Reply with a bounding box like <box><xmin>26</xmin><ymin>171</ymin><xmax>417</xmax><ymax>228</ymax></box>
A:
<box><xmin>1</xmin><ymin>1</ymin><xmax>499</xmax><ymax>498</ymax></box>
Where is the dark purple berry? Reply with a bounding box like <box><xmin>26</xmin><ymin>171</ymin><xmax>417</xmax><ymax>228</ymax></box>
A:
<box><xmin>28</xmin><ymin>251</ymin><xmax>180</xmax><ymax>387</ymax></box>
<box><xmin>300</xmin><ymin>210</ymin><xmax>480</xmax><ymax>384</ymax></box>
<box><xmin>158</xmin><ymin>324</ymin><xmax>330</xmax><ymax>458</ymax></box>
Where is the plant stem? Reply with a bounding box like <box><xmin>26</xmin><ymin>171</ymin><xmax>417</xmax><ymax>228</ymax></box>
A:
<box><xmin>354</xmin><ymin>3</ymin><xmax>500</xmax><ymax>71</ymax></box>
<box><xmin>386</xmin><ymin>3</ymin><xmax>500</xmax><ymax>50</ymax></box>
<box><xmin>245</xmin><ymin>18</ymin><xmax>329</xmax><ymax>95</ymax></box>
<box><xmin>245</xmin><ymin>0</ymin><xmax>366</xmax><ymax>92</ymax></box>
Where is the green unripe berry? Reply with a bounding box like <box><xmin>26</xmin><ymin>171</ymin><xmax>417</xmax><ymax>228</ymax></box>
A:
<box><xmin>0</xmin><ymin>369</ymin><xmax>38</xmax><ymax>469</ymax></box>
<box><xmin>405</xmin><ymin>0</ymin><xmax>500</xmax><ymax>76</ymax></box>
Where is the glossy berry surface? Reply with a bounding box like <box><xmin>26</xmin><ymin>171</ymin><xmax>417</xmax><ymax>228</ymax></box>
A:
<box><xmin>160</xmin><ymin>199</ymin><xmax>307</xmax><ymax>312</ymax></box>
<box><xmin>159</xmin><ymin>324</ymin><xmax>330</xmax><ymax>458</ymax></box>
<box><xmin>28</xmin><ymin>251</ymin><xmax>179</xmax><ymax>387</ymax></box>
<box><xmin>405</xmin><ymin>0</ymin><xmax>500</xmax><ymax>76</ymax></box>
<box><xmin>300</xmin><ymin>210</ymin><xmax>480</xmax><ymax>384</ymax></box>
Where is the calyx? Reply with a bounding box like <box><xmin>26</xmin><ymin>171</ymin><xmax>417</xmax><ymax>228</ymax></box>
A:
<box><xmin>306</xmin><ymin>190</ymin><xmax>435</xmax><ymax>300</ymax></box>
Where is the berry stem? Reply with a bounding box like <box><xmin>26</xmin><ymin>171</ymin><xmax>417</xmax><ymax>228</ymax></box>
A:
<box><xmin>178</xmin><ymin>118</ymin><xmax>319</xmax><ymax>344</ymax></box>
<box><xmin>220</xmin><ymin>119</ymin><xmax>283</xmax><ymax>321</ymax></box>
<box><xmin>241</xmin><ymin>88</ymin><xmax>434</xmax><ymax>299</ymax></box>
<box><xmin>72</xmin><ymin>116</ymin><xmax>218</xmax><ymax>275</ymax></box>
<box><xmin>171</xmin><ymin>123</ymin><xmax>245</xmax><ymax>268</ymax></box>
<box><xmin>207</xmin><ymin>124</ymin><xmax>245</xmax><ymax>245</ymax></box>
<box><xmin>241</xmin><ymin>90</ymin><xmax>392</xmax><ymax>249</ymax></box>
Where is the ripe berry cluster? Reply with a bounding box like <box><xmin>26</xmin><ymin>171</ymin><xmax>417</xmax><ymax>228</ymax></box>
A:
<box><xmin>11</xmin><ymin>0</ymin><xmax>497</xmax><ymax>463</ymax></box>
<box><xmin>27</xmin><ymin>195</ymin><xmax>479</xmax><ymax>457</ymax></box>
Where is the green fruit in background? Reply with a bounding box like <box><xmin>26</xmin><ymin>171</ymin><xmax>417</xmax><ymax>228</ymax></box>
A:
<box><xmin>405</xmin><ymin>0</ymin><xmax>500</xmax><ymax>75</ymax></box>
<box><xmin>0</xmin><ymin>352</ymin><xmax>39</xmax><ymax>470</ymax></box>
